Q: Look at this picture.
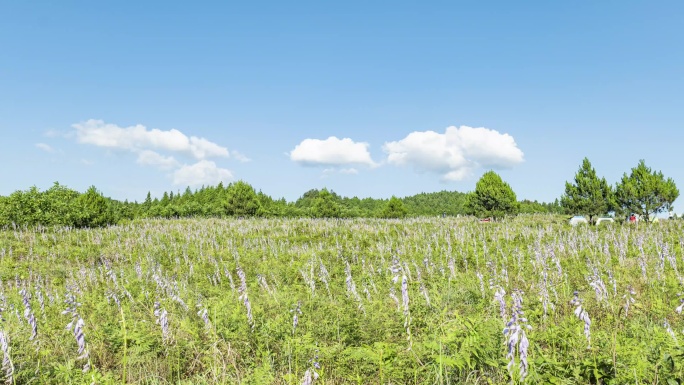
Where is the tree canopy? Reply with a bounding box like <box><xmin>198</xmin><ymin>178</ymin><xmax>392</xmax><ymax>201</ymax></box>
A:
<box><xmin>0</xmin><ymin>177</ymin><xmax>564</xmax><ymax>228</ymax></box>
<box><xmin>74</xmin><ymin>186</ymin><xmax>119</xmax><ymax>228</ymax></box>
<box><xmin>465</xmin><ymin>171</ymin><xmax>519</xmax><ymax>219</ymax></box>
<box><xmin>560</xmin><ymin>158</ymin><xmax>614</xmax><ymax>223</ymax></box>
<box><xmin>225</xmin><ymin>180</ymin><xmax>260</xmax><ymax>217</ymax></box>
<box><xmin>312</xmin><ymin>189</ymin><xmax>342</xmax><ymax>218</ymax></box>
<box><xmin>0</xmin><ymin>183</ymin><xmax>120</xmax><ymax>228</ymax></box>
<box><xmin>380</xmin><ymin>196</ymin><xmax>407</xmax><ymax>218</ymax></box>
<box><xmin>615</xmin><ymin>160</ymin><xmax>679</xmax><ymax>221</ymax></box>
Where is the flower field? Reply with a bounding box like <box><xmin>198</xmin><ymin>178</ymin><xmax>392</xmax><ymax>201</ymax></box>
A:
<box><xmin>0</xmin><ymin>216</ymin><xmax>683</xmax><ymax>384</ymax></box>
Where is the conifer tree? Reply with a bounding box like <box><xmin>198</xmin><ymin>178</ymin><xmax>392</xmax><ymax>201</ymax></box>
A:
<box><xmin>312</xmin><ymin>189</ymin><xmax>341</xmax><ymax>218</ymax></box>
<box><xmin>381</xmin><ymin>196</ymin><xmax>407</xmax><ymax>218</ymax></box>
<box><xmin>225</xmin><ymin>181</ymin><xmax>260</xmax><ymax>217</ymax></box>
<box><xmin>465</xmin><ymin>171</ymin><xmax>519</xmax><ymax>219</ymax></box>
<box><xmin>560</xmin><ymin>158</ymin><xmax>613</xmax><ymax>223</ymax></box>
<box><xmin>615</xmin><ymin>160</ymin><xmax>678</xmax><ymax>221</ymax></box>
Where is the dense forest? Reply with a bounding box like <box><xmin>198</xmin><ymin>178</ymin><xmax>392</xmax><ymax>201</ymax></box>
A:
<box><xmin>0</xmin><ymin>181</ymin><xmax>562</xmax><ymax>227</ymax></box>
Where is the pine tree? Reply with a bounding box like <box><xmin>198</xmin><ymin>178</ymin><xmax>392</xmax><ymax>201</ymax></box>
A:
<box><xmin>560</xmin><ymin>158</ymin><xmax>613</xmax><ymax>223</ymax></box>
<box><xmin>381</xmin><ymin>196</ymin><xmax>407</xmax><ymax>218</ymax></box>
<box><xmin>225</xmin><ymin>181</ymin><xmax>260</xmax><ymax>217</ymax></box>
<box><xmin>312</xmin><ymin>189</ymin><xmax>341</xmax><ymax>218</ymax></box>
<box><xmin>464</xmin><ymin>171</ymin><xmax>519</xmax><ymax>219</ymax></box>
<box><xmin>142</xmin><ymin>192</ymin><xmax>153</xmax><ymax>216</ymax></box>
<box><xmin>615</xmin><ymin>160</ymin><xmax>679</xmax><ymax>221</ymax></box>
<box><xmin>75</xmin><ymin>186</ymin><xmax>117</xmax><ymax>227</ymax></box>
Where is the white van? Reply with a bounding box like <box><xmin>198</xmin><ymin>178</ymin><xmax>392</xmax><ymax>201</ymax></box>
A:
<box><xmin>595</xmin><ymin>217</ymin><xmax>614</xmax><ymax>225</ymax></box>
<box><xmin>569</xmin><ymin>216</ymin><xmax>588</xmax><ymax>226</ymax></box>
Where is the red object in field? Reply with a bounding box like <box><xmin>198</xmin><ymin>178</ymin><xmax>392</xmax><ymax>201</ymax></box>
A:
<box><xmin>629</xmin><ymin>215</ymin><xmax>636</xmax><ymax>223</ymax></box>
<box><xmin>480</xmin><ymin>218</ymin><xmax>491</xmax><ymax>222</ymax></box>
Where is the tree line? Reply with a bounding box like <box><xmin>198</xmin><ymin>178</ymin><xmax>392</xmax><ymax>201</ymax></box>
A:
<box><xmin>0</xmin><ymin>180</ymin><xmax>562</xmax><ymax>228</ymax></box>
<box><xmin>464</xmin><ymin>158</ymin><xmax>678</xmax><ymax>222</ymax></box>
<box><xmin>2</xmin><ymin>157</ymin><xmax>672</xmax><ymax>227</ymax></box>
<box><xmin>561</xmin><ymin>158</ymin><xmax>678</xmax><ymax>222</ymax></box>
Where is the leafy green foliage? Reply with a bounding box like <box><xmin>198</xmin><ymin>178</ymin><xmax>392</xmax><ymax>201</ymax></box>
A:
<box><xmin>519</xmin><ymin>199</ymin><xmax>560</xmax><ymax>214</ymax></box>
<box><xmin>74</xmin><ymin>186</ymin><xmax>119</xmax><ymax>228</ymax></box>
<box><xmin>0</xmin><ymin>183</ymin><xmax>120</xmax><ymax>228</ymax></box>
<box><xmin>1</xmin><ymin>216</ymin><xmax>684</xmax><ymax>383</ymax></box>
<box><xmin>224</xmin><ymin>180</ymin><xmax>261</xmax><ymax>216</ymax></box>
<box><xmin>561</xmin><ymin>158</ymin><xmax>614</xmax><ymax>222</ymax></box>
<box><xmin>615</xmin><ymin>159</ymin><xmax>679</xmax><ymax>221</ymax></box>
<box><xmin>0</xmin><ymin>180</ymin><xmax>561</xmax><ymax>228</ymax></box>
<box><xmin>42</xmin><ymin>182</ymin><xmax>82</xmax><ymax>226</ymax></box>
<box><xmin>465</xmin><ymin>171</ymin><xmax>519</xmax><ymax>219</ymax></box>
<box><xmin>380</xmin><ymin>196</ymin><xmax>407</xmax><ymax>218</ymax></box>
<box><xmin>401</xmin><ymin>190</ymin><xmax>467</xmax><ymax>216</ymax></box>
<box><xmin>312</xmin><ymin>189</ymin><xmax>341</xmax><ymax>218</ymax></box>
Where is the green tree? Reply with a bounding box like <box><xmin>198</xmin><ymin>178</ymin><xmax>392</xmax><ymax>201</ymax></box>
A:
<box><xmin>42</xmin><ymin>182</ymin><xmax>81</xmax><ymax>226</ymax></box>
<box><xmin>312</xmin><ymin>189</ymin><xmax>341</xmax><ymax>218</ymax></box>
<box><xmin>0</xmin><ymin>195</ymin><xmax>9</xmax><ymax>226</ymax></box>
<box><xmin>225</xmin><ymin>181</ymin><xmax>260</xmax><ymax>217</ymax></box>
<box><xmin>141</xmin><ymin>192</ymin><xmax>153</xmax><ymax>216</ymax></box>
<box><xmin>380</xmin><ymin>196</ymin><xmax>407</xmax><ymax>218</ymax></box>
<box><xmin>199</xmin><ymin>185</ymin><xmax>225</xmax><ymax>216</ymax></box>
<box><xmin>75</xmin><ymin>186</ymin><xmax>118</xmax><ymax>227</ymax></box>
<box><xmin>255</xmin><ymin>191</ymin><xmax>281</xmax><ymax>217</ymax></box>
<box><xmin>160</xmin><ymin>192</ymin><xmax>170</xmax><ymax>207</ymax></box>
<box><xmin>519</xmin><ymin>199</ymin><xmax>548</xmax><ymax>214</ymax></box>
<box><xmin>560</xmin><ymin>158</ymin><xmax>614</xmax><ymax>223</ymax></box>
<box><xmin>402</xmin><ymin>190</ymin><xmax>467</xmax><ymax>216</ymax></box>
<box><xmin>464</xmin><ymin>171</ymin><xmax>519</xmax><ymax>219</ymax></box>
<box><xmin>181</xmin><ymin>187</ymin><xmax>193</xmax><ymax>202</ymax></box>
<box><xmin>615</xmin><ymin>160</ymin><xmax>679</xmax><ymax>221</ymax></box>
<box><xmin>4</xmin><ymin>186</ymin><xmax>44</xmax><ymax>226</ymax></box>
<box><xmin>295</xmin><ymin>189</ymin><xmax>321</xmax><ymax>209</ymax></box>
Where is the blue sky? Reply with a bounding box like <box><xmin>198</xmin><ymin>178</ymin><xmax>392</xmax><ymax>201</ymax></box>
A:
<box><xmin>1</xmin><ymin>1</ymin><xmax>683</xmax><ymax>210</ymax></box>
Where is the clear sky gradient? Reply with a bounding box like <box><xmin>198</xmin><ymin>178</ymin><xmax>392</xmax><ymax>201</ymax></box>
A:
<box><xmin>2</xmin><ymin>1</ymin><xmax>682</xmax><ymax>210</ymax></box>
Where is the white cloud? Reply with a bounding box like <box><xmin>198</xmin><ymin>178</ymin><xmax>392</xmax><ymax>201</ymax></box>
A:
<box><xmin>72</xmin><ymin>119</ymin><xmax>229</xmax><ymax>160</ymax></box>
<box><xmin>340</xmin><ymin>168</ymin><xmax>359</xmax><ymax>174</ymax></box>
<box><xmin>70</xmin><ymin>119</ymin><xmax>242</xmax><ymax>185</ymax></box>
<box><xmin>35</xmin><ymin>143</ymin><xmax>54</xmax><ymax>153</ymax></box>
<box><xmin>290</xmin><ymin>136</ymin><xmax>376</xmax><ymax>167</ymax></box>
<box><xmin>383</xmin><ymin>125</ymin><xmax>524</xmax><ymax>181</ymax></box>
<box><xmin>188</xmin><ymin>136</ymin><xmax>230</xmax><ymax>159</ymax></box>
<box><xmin>136</xmin><ymin>150</ymin><xmax>180</xmax><ymax>170</ymax></box>
<box><xmin>321</xmin><ymin>167</ymin><xmax>359</xmax><ymax>178</ymax></box>
<box><xmin>321</xmin><ymin>168</ymin><xmax>335</xmax><ymax>178</ymax></box>
<box><xmin>231</xmin><ymin>150</ymin><xmax>251</xmax><ymax>163</ymax></box>
<box><xmin>172</xmin><ymin>160</ymin><xmax>233</xmax><ymax>186</ymax></box>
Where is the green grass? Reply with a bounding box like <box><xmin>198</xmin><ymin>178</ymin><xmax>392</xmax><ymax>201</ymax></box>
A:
<box><xmin>0</xmin><ymin>216</ymin><xmax>682</xmax><ymax>384</ymax></box>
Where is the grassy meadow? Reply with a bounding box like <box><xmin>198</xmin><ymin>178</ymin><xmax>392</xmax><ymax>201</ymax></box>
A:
<box><xmin>0</xmin><ymin>216</ymin><xmax>683</xmax><ymax>384</ymax></box>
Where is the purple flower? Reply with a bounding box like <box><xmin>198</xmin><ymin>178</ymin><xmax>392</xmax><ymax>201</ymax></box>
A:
<box><xmin>154</xmin><ymin>302</ymin><xmax>170</xmax><ymax>342</ymax></box>
<box><xmin>503</xmin><ymin>290</ymin><xmax>531</xmax><ymax>381</ymax></box>
<box><xmin>570</xmin><ymin>291</ymin><xmax>591</xmax><ymax>347</ymax></box>
<box><xmin>0</xmin><ymin>330</ymin><xmax>13</xmax><ymax>384</ymax></box>
<box><xmin>19</xmin><ymin>289</ymin><xmax>37</xmax><ymax>341</ymax></box>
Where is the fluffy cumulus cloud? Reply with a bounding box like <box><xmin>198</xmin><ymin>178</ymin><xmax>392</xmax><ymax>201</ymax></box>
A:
<box><xmin>136</xmin><ymin>150</ymin><xmax>180</xmax><ymax>170</ymax></box>
<box><xmin>69</xmin><ymin>119</ymin><xmax>243</xmax><ymax>186</ymax></box>
<box><xmin>290</xmin><ymin>137</ymin><xmax>376</xmax><ymax>167</ymax></box>
<box><xmin>231</xmin><ymin>150</ymin><xmax>251</xmax><ymax>163</ymax></box>
<box><xmin>383</xmin><ymin>125</ymin><xmax>524</xmax><ymax>181</ymax></box>
<box><xmin>73</xmin><ymin>119</ymin><xmax>229</xmax><ymax>159</ymax></box>
<box><xmin>339</xmin><ymin>167</ymin><xmax>359</xmax><ymax>174</ymax></box>
<box><xmin>172</xmin><ymin>160</ymin><xmax>233</xmax><ymax>186</ymax></box>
